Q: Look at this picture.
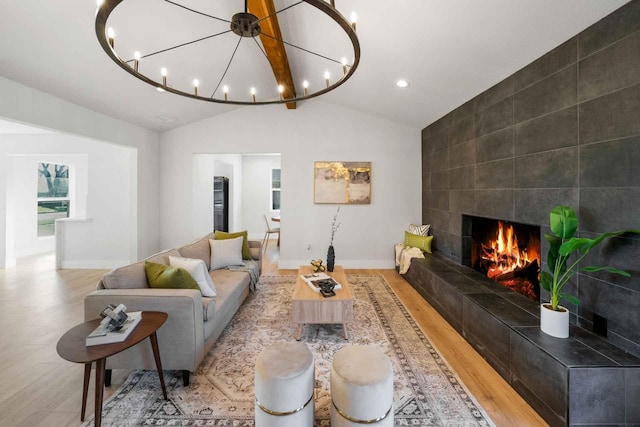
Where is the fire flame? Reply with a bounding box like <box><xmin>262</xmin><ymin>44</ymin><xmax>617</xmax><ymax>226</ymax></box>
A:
<box><xmin>480</xmin><ymin>221</ymin><xmax>538</xmax><ymax>279</ymax></box>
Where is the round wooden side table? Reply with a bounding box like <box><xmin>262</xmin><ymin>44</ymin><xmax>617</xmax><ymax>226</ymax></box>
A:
<box><xmin>56</xmin><ymin>311</ymin><xmax>168</xmax><ymax>427</ymax></box>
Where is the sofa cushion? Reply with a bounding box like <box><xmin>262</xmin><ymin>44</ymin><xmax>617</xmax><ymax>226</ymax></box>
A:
<box><xmin>102</xmin><ymin>261</ymin><xmax>148</xmax><ymax>289</ymax></box>
<box><xmin>101</xmin><ymin>248</ymin><xmax>182</xmax><ymax>290</ymax></box>
<box><xmin>146</xmin><ymin>248</ymin><xmax>182</xmax><ymax>265</ymax></box>
<box><xmin>169</xmin><ymin>256</ymin><xmax>217</xmax><ymax>297</ymax></box>
<box><xmin>408</xmin><ymin>223</ymin><xmax>430</xmax><ymax>236</ymax></box>
<box><xmin>214</xmin><ymin>230</ymin><xmax>252</xmax><ymax>259</ymax></box>
<box><xmin>178</xmin><ymin>233</ymin><xmax>214</xmax><ymax>269</ymax></box>
<box><xmin>209</xmin><ymin>237</ymin><xmax>244</xmax><ymax>270</ymax></box>
<box><xmin>210</xmin><ymin>269</ymin><xmax>251</xmax><ymax>320</ymax></box>
<box><xmin>250</xmin><ymin>247</ymin><xmax>261</xmax><ymax>261</ymax></box>
<box><xmin>202</xmin><ymin>297</ymin><xmax>216</xmax><ymax>321</ymax></box>
<box><xmin>404</xmin><ymin>231</ymin><xmax>433</xmax><ymax>254</ymax></box>
<box><xmin>145</xmin><ymin>261</ymin><xmax>201</xmax><ymax>290</ymax></box>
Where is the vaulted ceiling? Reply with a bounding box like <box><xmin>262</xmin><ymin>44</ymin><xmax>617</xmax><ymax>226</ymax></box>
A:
<box><xmin>0</xmin><ymin>1</ymin><xmax>629</xmax><ymax>132</ymax></box>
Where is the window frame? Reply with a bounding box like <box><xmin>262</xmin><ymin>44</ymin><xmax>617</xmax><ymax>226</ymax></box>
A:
<box><xmin>37</xmin><ymin>162</ymin><xmax>71</xmax><ymax>238</ymax></box>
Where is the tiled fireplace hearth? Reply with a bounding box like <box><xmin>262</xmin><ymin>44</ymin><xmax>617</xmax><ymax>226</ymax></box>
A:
<box><xmin>402</xmin><ymin>255</ymin><xmax>640</xmax><ymax>426</ymax></box>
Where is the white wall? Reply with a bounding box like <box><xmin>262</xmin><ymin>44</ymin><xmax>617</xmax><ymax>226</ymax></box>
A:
<box><xmin>8</xmin><ymin>154</ymin><xmax>88</xmax><ymax>257</ymax></box>
<box><xmin>242</xmin><ymin>155</ymin><xmax>281</xmax><ymax>240</ymax></box>
<box><xmin>160</xmin><ymin>100</ymin><xmax>421</xmax><ymax>269</ymax></box>
<box><xmin>0</xmin><ymin>76</ymin><xmax>161</xmax><ymax>267</ymax></box>
<box><xmin>0</xmin><ymin>134</ymin><xmax>135</xmax><ymax>268</ymax></box>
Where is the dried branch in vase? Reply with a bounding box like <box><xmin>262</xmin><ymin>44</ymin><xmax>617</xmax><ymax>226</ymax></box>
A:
<box><xmin>329</xmin><ymin>206</ymin><xmax>341</xmax><ymax>246</ymax></box>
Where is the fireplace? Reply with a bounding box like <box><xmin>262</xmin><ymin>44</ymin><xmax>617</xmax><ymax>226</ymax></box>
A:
<box><xmin>463</xmin><ymin>216</ymin><xmax>541</xmax><ymax>301</ymax></box>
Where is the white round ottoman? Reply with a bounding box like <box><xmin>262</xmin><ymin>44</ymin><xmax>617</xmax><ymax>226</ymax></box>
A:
<box><xmin>254</xmin><ymin>341</ymin><xmax>315</xmax><ymax>427</ymax></box>
<box><xmin>331</xmin><ymin>345</ymin><xmax>394</xmax><ymax>426</ymax></box>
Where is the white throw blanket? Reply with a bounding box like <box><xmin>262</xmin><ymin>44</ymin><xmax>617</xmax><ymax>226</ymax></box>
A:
<box><xmin>227</xmin><ymin>259</ymin><xmax>260</xmax><ymax>292</ymax></box>
<box><xmin>395</xmin><ymin>244</ymin><xmax>425</xmax><ymax>274</ymax></box>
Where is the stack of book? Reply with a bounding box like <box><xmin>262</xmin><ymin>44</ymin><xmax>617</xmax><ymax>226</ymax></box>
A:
<box><xmin>86</xmin><ymin>311</ymin><xmax>142</xmax><ymax>346</ymax></box>
<box><xmin>300</xmin><ymin>273</ymin><xmax>342</xmax><ymax>293</ymax></box>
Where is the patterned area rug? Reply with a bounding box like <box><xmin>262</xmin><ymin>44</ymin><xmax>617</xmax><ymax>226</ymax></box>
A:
<box><xmin>84</xmin><ymin>275</ymin><xmax>495</xmax><ymax>426</ymax></box>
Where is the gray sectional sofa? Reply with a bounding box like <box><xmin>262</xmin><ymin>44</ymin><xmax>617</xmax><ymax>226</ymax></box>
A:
<box><xmin>84</xmin><ymin>232</ymin><xmax>261</xmax><ymax>386</ymax></box>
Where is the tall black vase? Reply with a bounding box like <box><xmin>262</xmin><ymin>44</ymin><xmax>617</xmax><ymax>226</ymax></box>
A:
<box><xmin>327</xmin><ymin>245</ymin><xmax>335</xmax><ymax>272</ymax></box>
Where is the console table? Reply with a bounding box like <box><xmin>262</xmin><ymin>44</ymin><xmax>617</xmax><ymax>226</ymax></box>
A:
<box><xmin>402</xmin><ymin>254</ymin><xmax>640</xmax><ymax>427</ymax></box>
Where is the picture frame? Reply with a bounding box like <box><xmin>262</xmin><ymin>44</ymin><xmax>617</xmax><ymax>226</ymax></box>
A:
<box><xmin>314</xmin><ymin>161</ymin><xmax>371</xmax><ymax>204</ymax></box>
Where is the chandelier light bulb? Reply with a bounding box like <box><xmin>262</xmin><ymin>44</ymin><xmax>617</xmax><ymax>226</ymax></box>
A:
<box><xmin>133</xmin><ymin>51</ymin><xmax>141</xmax><ymax>72</ymax></box>
<box><xmin>223</xmin><ymin>85</ymin><xmax>229</xmax><ymax>101</ymax></box>
<box><xmin>97</xmin><ymin>0</ymin><xmax>104</xmax><ymax>7</ymax></box>
<box><xmin>324</xmin><ymin>71</ymin><xmax>330</xmax><ymax>88</ymax></box>
<box><xmin>161</xmin><ymin>67</ymin><xmax>167</xmax><ymax>86</ymax></box>
<box><xmin>278</xmin><ymin>84</ymin><xmax>284</xmax><ymax>101</ymax></box>
<box><xmin>193</xmin><ymin>79</ymin><xmax>199</xmax><ymax>96</ymax></box>
<box><xmin>107</xmin><ymin>27</ymin><xmax>115</xmax><ymax>48</ymax></box>
<box><xmin>350</xmin><ymin>12</ymin><xmax>357</xmax><ymax>31</ymax></box>
<box><xmin>250</xmin><ymin>87</ymin><xmax>256</xmax><ymax>102</ymax></box>
<box><xmin>341</xmin><ymin>57</ymin><xmax>348</xmax><ymax>74</ymax></box>
<box><xmin>303</xmin><ymin>80</ymin><xmax>309</xmax><ymax>96</ymax></box>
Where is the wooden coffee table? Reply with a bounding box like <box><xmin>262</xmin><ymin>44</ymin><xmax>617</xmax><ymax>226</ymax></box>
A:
<box><xmin>56</xmin><ymin>311</ymin><xmax>168</xmax><ymax>427</ymax></box>
<box><xmin>292</xmin><ymin>265</ymin><xmax>354</xmax><ymax>340</ymax></box>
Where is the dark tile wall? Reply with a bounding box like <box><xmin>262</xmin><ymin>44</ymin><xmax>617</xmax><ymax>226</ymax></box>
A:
<box><xmin>421</xmin><ymin>0</ymin><xmax>640</xmax><ymax>357</ymax></box>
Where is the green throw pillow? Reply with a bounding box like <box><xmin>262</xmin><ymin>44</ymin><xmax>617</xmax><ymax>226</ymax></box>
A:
<box><xmin>214</xmin><ymin>230</ymin><xmax>251</xmax><ymax>260</ymax></box>
<box><xmin>144</xmin><ymin>261</ymin><xmax>200</xmax><ymax>290</ymax></box>
<box><xmin>404</xmin><ymin>231</ymin><xmax>433</xmax><ymax>254</ymax></box>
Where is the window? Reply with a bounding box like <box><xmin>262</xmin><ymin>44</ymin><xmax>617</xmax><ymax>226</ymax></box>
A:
<box><xmin>270</xmin><ymin>168</ymin><xmax>281</xmax><ymax>211</ymax></box>
<box><xmin>37</xmin><ymin>163</ymin><xmax>70</xmax><ymax>237</ymax></box>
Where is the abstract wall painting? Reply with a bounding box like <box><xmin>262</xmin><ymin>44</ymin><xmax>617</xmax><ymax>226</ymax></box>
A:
<box><xmin>314</xmin><ymin>161</ymin><xmax>371</xmax><ymax>204</ymax></box>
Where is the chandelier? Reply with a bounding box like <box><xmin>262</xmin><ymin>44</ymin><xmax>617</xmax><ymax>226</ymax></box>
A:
<box><xmin>95</xmin><ymin>0</ymin><xmax>360</xmax><ymax>106</ymax></box>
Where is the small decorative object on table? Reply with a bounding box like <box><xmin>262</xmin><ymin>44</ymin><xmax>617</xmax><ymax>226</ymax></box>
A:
<box><xmin>327</xmin><ymin>207</ymin><xmax>341</xmax><ymax>272</ymax></box>
<box><xmin>300</xmin><ymin>273</ymin><xmax>343</xmax><ymax>292</ymax></box>
<box><xmin>310</xmin><ymin>258</ymin><xmax>326</xmax><ymax>272</ymax></box>
<box><xmin>86</xmin><ymin>304</ymin><xmax>143</xmax><ymax>346</ymax></box>
<box><xmin>317</xmin><ymin>279</ymin><xmax>336</xmax><ymax>298</ymax></box>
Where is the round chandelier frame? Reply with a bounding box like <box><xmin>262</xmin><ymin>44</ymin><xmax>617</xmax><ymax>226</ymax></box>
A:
<box><xmin>95</xmin><ymin>0</ymin><xmax>361</xmax><ymax>106</ymax></box>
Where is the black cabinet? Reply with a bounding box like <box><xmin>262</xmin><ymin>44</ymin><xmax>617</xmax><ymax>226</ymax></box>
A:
<box><xmin>213</xmin><ymin>176</ymin><xmax>229</xmax><ymax>232</ymax></box>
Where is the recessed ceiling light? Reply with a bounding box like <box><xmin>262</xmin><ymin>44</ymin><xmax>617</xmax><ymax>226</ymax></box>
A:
<box><xmin>396</xmin><ymin>79</ymin><xmax>410</xmax><ymax>88</ymax></box>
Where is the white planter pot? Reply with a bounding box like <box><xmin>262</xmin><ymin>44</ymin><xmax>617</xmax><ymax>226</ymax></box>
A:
<box><xmin>540</xmin><ymin>303</ymin><xmax>569</xmax><ymax>338</ymax></box>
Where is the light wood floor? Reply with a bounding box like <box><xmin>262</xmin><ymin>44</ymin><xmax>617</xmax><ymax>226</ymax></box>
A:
<box><xmin>0</xmin><ymin>243</ymin><xmax>547</xmax><ymax>426</ymax></box>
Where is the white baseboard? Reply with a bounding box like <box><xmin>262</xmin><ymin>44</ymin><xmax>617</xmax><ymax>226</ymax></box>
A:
<box><xmin>59</xmin><ymin>259</ymin><xmax>130</xmax><ymax>269</ymax></box>
<box><xmin>278</xmin><ymin>259</ymin><xmax>395</xmax><ymax>270</ymax></box>
<box><xmin>1</xmin><ymin>258</ymin><xmax>17</xmax><ymax>268</ymax></box>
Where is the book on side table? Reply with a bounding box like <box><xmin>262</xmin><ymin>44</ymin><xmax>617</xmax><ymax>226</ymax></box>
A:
<box><xmin>300</xmin><ymin>273</ymin><xmax>343</xmax><ymax>293</ymax></box>
<box><xmin>86</xmin><ymin>311</ymin><xmax>142</xmax><ymax>346</ymax></box>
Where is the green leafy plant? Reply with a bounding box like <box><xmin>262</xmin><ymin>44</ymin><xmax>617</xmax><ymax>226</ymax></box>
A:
<box><xmin>540</xmin><ymin>206</ymin><xmax>638</xmax><ymax>311</ymax></box>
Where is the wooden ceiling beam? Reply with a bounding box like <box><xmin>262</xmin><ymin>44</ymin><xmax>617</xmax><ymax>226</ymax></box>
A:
<box><xmin>248</xmin><ymin>0</ymin><xmax>297</xmax><ymax>109</ymax></box>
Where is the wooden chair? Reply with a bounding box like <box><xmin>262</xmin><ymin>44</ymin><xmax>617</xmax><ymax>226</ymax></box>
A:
<box><xmin>262</xmin><ymin>215</ymin><xmax>280</xmax><ymax>252</ymax></box>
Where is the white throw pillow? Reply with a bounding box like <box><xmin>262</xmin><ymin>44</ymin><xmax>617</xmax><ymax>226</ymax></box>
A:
<box><xmin>209</xmin><ymin>237</ymin><xmax>244</xmax><ymax>270</ymax></box>
<box><xmin>169</xmin><ymin>255</ymin><xmax>217</xmax><ymax>297</ymax></box>
<box><xmin>408</xmin><ymin>223</ymin><xmax>430</xmax><ymax>236</ymax></box>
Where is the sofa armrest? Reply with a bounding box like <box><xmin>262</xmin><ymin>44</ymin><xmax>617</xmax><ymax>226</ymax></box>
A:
<box><xmin>248</xmin><ymin>240</ymin><xmax>262</xmax><ymax>276</ymax></box>
<box><xmin>84</xmin><ymin>288</ymin><xmax>205</xmax><ymax>371</ymax></box>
